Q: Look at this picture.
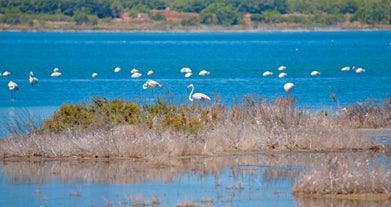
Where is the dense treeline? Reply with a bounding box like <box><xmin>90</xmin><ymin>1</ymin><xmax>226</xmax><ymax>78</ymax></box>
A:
<box><xmin>0</xmin><ymin>0</ymin><xmax>390</xmax><ymax>27</ymax></box>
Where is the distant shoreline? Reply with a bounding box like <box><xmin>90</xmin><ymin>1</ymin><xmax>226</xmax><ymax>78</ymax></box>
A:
<box><xmin>1</xmin><ymin>22</ymin><xmax>391</xmax><ymax>33</ymax></box>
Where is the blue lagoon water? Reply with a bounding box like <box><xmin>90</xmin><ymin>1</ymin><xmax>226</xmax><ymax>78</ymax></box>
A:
<box><xmin>1</xmin><ymin>31</ymin><xmax>391</xmax><ymax>129</ymax></box>
<box><xmin>0</xmin><ymin>31</ymin><xmax>390</xmax><ymax>206</ymax></box>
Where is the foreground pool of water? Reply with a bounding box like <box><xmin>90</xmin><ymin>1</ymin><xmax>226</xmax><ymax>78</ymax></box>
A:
<box><xmin>0</xmin><ymin>150</ymin><xmax>389</xmax><ymax>207</ymax></box>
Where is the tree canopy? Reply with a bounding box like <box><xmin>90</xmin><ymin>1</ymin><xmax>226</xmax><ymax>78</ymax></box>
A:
<box><xmin>0</xmin><ymin>0</ymin><xmax>390</xmax><ymax>27</ymax></box>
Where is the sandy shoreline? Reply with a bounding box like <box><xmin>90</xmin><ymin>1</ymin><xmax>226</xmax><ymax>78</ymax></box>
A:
<box><xmin>1</xmin><ymin>22</ymin><xmax>391</xmax><ymax>32</ymax></box>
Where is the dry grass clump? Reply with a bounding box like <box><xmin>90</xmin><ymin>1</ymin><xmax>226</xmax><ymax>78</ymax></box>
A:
<box><xmin>293</xmin><ymin>156</ymin><xmax>391</xmax><ymax>199</ymax></box>
<box><xmin>334</xmin><ymin>98</ymin><xmax>391</xmax><ymax>129</ymax></box>
<box><xmin>0</xmin><ymin>96</ymin><xmax>383</xmax><ymax>159</ymax></box>
<box><xmin>201</xmin><ymin>96</ymin><xmax>373</xmax><ymax>151</ymax></box>
<box><xmin>119</xmin><ymin>193</ymin><xmax>160</xmax><ymax>207</ymax></box>
<box><xmin>295</xmin><ymin>196</ymin><xmax>390</xmax><ymax>207</ymax></box>
<box><xmin>176</xmin><ymin>202</ymin><xmax>199</xmax><ymax>207</ymax></box>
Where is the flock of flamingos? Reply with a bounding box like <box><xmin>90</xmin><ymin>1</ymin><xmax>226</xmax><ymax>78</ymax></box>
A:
<box><xmin>3</xmin><ymin>64</ymin><xmax>366</xmax><ymax>101</ymax></box>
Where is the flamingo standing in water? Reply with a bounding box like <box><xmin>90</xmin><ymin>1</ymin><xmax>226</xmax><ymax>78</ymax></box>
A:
<box><xmin>184</xmin><ymin>72</ymin><xmax>192</xmax><ymax>78</ymax></box>
<box><xmin>283</xmin><ymin>82</ymin><xmax>294</xmax><ymax>97</ymax></box>
<box><xmin>198</xmin><ymin>69</ymin><xmax>210</xmax><ymax>76</ymax></box>
<box><xmin>131</xmin><ymin>72</ymin><xmax>142</xmax><ymax>78</ymax></box>
<box><xmin>29</xmin><ymin>71</ymin><xmax>39</xmax><ymax>86</ymax></box>
<box><xmin>8</xmin><ymin>81</ymin><xmax>19</xmax><ymax>99</ymax></box>
<box><xmin>310</xmin><ymin>70</ymin><xmax>321</xmax><ymax>76</ymax></box>
<box><xmin>147</xmin><ymin>70</ymin><xmax>154</xmax><ymax>76</ymax></box>
<box><xmin>187</xmin><ymin>84</ymin><xmax>211</xmax><ymax>101</ymax></box>
<box><xmin>355</xmin><ymin>67</ymin><xmax>366</xmax><ymax>73</ymax></box>
<box><xmin>143</xmin><ymin>79</ymin><xmax>162</xmax><ymax>89</ymax></box>
<box><xmin>278</xmin><ymin>72</ymin><xmax>287</xmax><ymax>78</ymax></box>
<box><xmin>131</xmin><ymin>68</ymin><xmax>139</xmax><ymax>74</ymax></box>
<box><xmin>51</xmin><ymin>67</ymin><xmax>62</xmax><ymax>77</ymax></box>
<box><xmin>180</xmin><ymin>67</ymin><xmax>192</xmax><ymax>73</ymax></box>
<box><xmin>278</xmin><ymin>65</ymin><xmax>286</xmax><ymax>71</ymax></box>
<box><xmin>2</xmin><ymin>71</ymin><xmax>11</xmax><ymax>76</ymax></box>
<box><xmin>262</xmin><ymin>71</ymin><xmax>273</xmax><ymax>77</ymax></box>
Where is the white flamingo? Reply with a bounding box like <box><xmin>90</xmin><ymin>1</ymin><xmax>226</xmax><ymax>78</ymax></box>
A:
<box><xmin>198</xmin><ymin>69</ymin><xmax>210</xmax><ymax>76</ymax></box>
<box><xmin>262</xmin><ymin>71</ymin><xmax>273</xmax><ymax>77</ymax></box>
<box><xmin>278</xmin><ymin>72</ymin><xmax>287</xmax><ymax>78</ymax></box>
<box><xmin>310</xmin><ymin>70</ymin><xmax>320</xmax><ymax>76</ymax></box>
<box><xmin>180</xmin><ymin>67</ymin><xmax>192</xmax><ymax>73</ymax></box>
<box><xmin>355</xmin><ymin>67</ymin><xmax>366</xmax><ymax>73</ymax></box>
<box><xmin>341</xmin><ymin>66</ymin><xmax>351</xmax><ymax>71</ymax></box>
<box><xmin>29</xmin><ymin>71</ymin><xmax>39</xmax><ymax>86</ymax></box>
<box><xmin>283</xmin><ymin>82</ymin><xmax>294</xmax><ymax>97</ymax></box>
<box><xmin>147</xmin><ymin>70</ymin><xmax>154</xmax><ymax>75</ymax></box>
<box><xmin>2</xmin><ymin>71</ymin><xmax>11</xmax><ymax>76</ymax></box>
<box><xmin>131</xmin><ymin>68</ymin><xmax>139</xmax><ymax>74</ymax></box>
<box><xmin>131</xmin><ymin>72</ymin><xmax>142</xmax><ymax>78</ymax></box>
<box><xmin>143</xmin><ymin>79</ymin><xmax>162</xmax><ymax>89</ymax></box>
<box><xmin>184</xmin><ymin>72</ymin><xmax>192</xmax><ymax>78</ymax></box>
<box><xmin>278</xmin><ymin>65</ymin><xmax>286</xmax><ymax>71</ymax></box>
<box><xmin>51</xmin><ymin>67</ymin><xmax>62</xmax><ymax>77</ymax></box>
<box><xmin>8</xmin><ymin>81</ymin><xmax>19</xmax><ymax>99</ymax></box>
<box><xmin>187</xmin><ymin>84</ymin><xmax>211</xmax><ymax>101</ymax></box>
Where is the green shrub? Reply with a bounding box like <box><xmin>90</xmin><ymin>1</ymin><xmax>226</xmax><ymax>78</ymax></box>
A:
<box><xmin>43</xmin><ymin>97</ymin><xmax>141</xmax><ymax>132</ymax></box>
<box><xmin>129</xmin><ymin>4</ymin><xmax>151</xmax><ymax>18</ymax></box>
<box><xmin>73</xmin><ymin>11</ymin><xmax>89</xmax><ymax>25</ymax></box>
<box><xmin>151</xmin><ymin>13</ymin><xmax>166</xmax><ymax>21</ymax></box>
<box><xmin>181</xmin><ymin>17</ymin><xmax>200</xmax><ymax>26</ymax></box>
<box><xmin>199</xmin><ymin>3</ymin><xmax>240</xmax><ymax>26</ymax></box>
<box><xmin>143</xmin><ymin>98</ymin><xmax>204</xmax><ymax>133</ymax></box>
<box><xmin>251</xmin><ymin>11</ymin><xmax>284</xmax><ymax>23</ymax></box>
<box><xmin>0</xmin><ymin>9</ymin><xmax>21</xmax><ymax>24</ymax></box>
<box><xmin>43</xmin><ymin>103</ymin><xmax>93</xmax><ymax>131</ymax></box>
<box><xmin>89</xmin><ymin>97</ymin><xmax>141</xmax><ymax>126</ymax></box>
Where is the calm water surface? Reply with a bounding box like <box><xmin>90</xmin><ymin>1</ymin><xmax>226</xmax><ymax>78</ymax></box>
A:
<box><xmin>0</xmin><ymin>31</ymin><xmax>390</xmax><ymax>206</ymax></box>
<box><xmin>0</xmin><ymin>152</ymin><xmax>389</xmax><ymax>207</ymax></box>
<box><xmin>0</xmin><ymin>31</ymin><xmax>390</xmax><ymax>126</ymax></box>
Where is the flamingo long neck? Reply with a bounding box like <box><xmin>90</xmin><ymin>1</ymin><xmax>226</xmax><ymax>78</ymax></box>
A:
<box><xmin>188</xmin><ymin>85</ymin><xmax>194</xmax><ymax>101</ymax></box>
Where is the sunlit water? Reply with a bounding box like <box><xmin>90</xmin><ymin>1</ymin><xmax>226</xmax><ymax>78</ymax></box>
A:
<box><xmin>0</xmin><ymin>152</ymin><xmax>389</xmax><ymax>207</ymax></box>
<box><xmin>0</xmin><ymin>31</ymin><xmax>390</xmax><ymax>206</ymax></box>
<box><xmin>0</xmin><ymin>31</ymin><xmax>390</xmax><ymax>135</ymax></box>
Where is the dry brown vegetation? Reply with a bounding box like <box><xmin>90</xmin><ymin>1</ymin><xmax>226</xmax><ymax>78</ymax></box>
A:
<box><xmin>293</xmin><ymin>155</ymin><xmax>391</xmax><ymax>200</ymax></box>
<box><xmin>333</xmin><ymin>99</ymin><xmax>391</xmax><ymax>129</ymax></box>
<box><xmin>1</xmin><ymin>96</ymin><xmax>388</xmax><ymax>201</ymax></box>
<box><xmin>0</xmin><ymin>96</ymin><xmax>385</xmax><ymax>159</ymax></box>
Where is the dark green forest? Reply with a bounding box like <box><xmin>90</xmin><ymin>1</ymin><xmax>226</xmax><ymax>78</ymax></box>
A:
<box><xmin>1</xmin><ymin>0</ymin><xmax>390</xmax><ymax>28</ymax></box>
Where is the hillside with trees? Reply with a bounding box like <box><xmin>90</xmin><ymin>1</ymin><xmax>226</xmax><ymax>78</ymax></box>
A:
<box><xmin>1</xmin><ymin>0</ymin><xmax>390</xmax><ymax>31</ymax></box>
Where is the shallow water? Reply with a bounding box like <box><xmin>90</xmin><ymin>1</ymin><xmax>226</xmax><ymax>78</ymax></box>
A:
<box><xmin>0</xmin><ymin>151</ymin><xmax>389</xmax><ymax>207</ymax></box>
<box><xmin>1</xmin><ymin>31</ymin><xmax>391</xmax><ymax>137</ymax></box>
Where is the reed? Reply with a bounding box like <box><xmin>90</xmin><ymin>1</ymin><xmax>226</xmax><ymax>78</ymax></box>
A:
<box><xmin>0</xmin><ymin>108</ymin><xmax>43</xmax><ymax>138</ymax></box>
<box><xmin>0</xmin><ymin>96</ymin><xmax>388</xmax><ymax>159</ymax></box>
<box><xmin>333</xmin><ymin>98</ymin><xmax>391</xmax><ymax>129</ymax></box>
<box><xmin>292</xmin><ymin>156</ymin><xmax>391</xmax><ymax>199</ymax></box>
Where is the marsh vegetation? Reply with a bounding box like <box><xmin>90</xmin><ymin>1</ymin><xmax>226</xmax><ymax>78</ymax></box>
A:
<box><xmin>1</xmin><ymin>96</ymin><xmax>388</xmax><ymax>158</ymax></box>
<box><xmin>0</xmin><ymin>96</ymin><xmax>390</xmax><ymax>201</ymax></box>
